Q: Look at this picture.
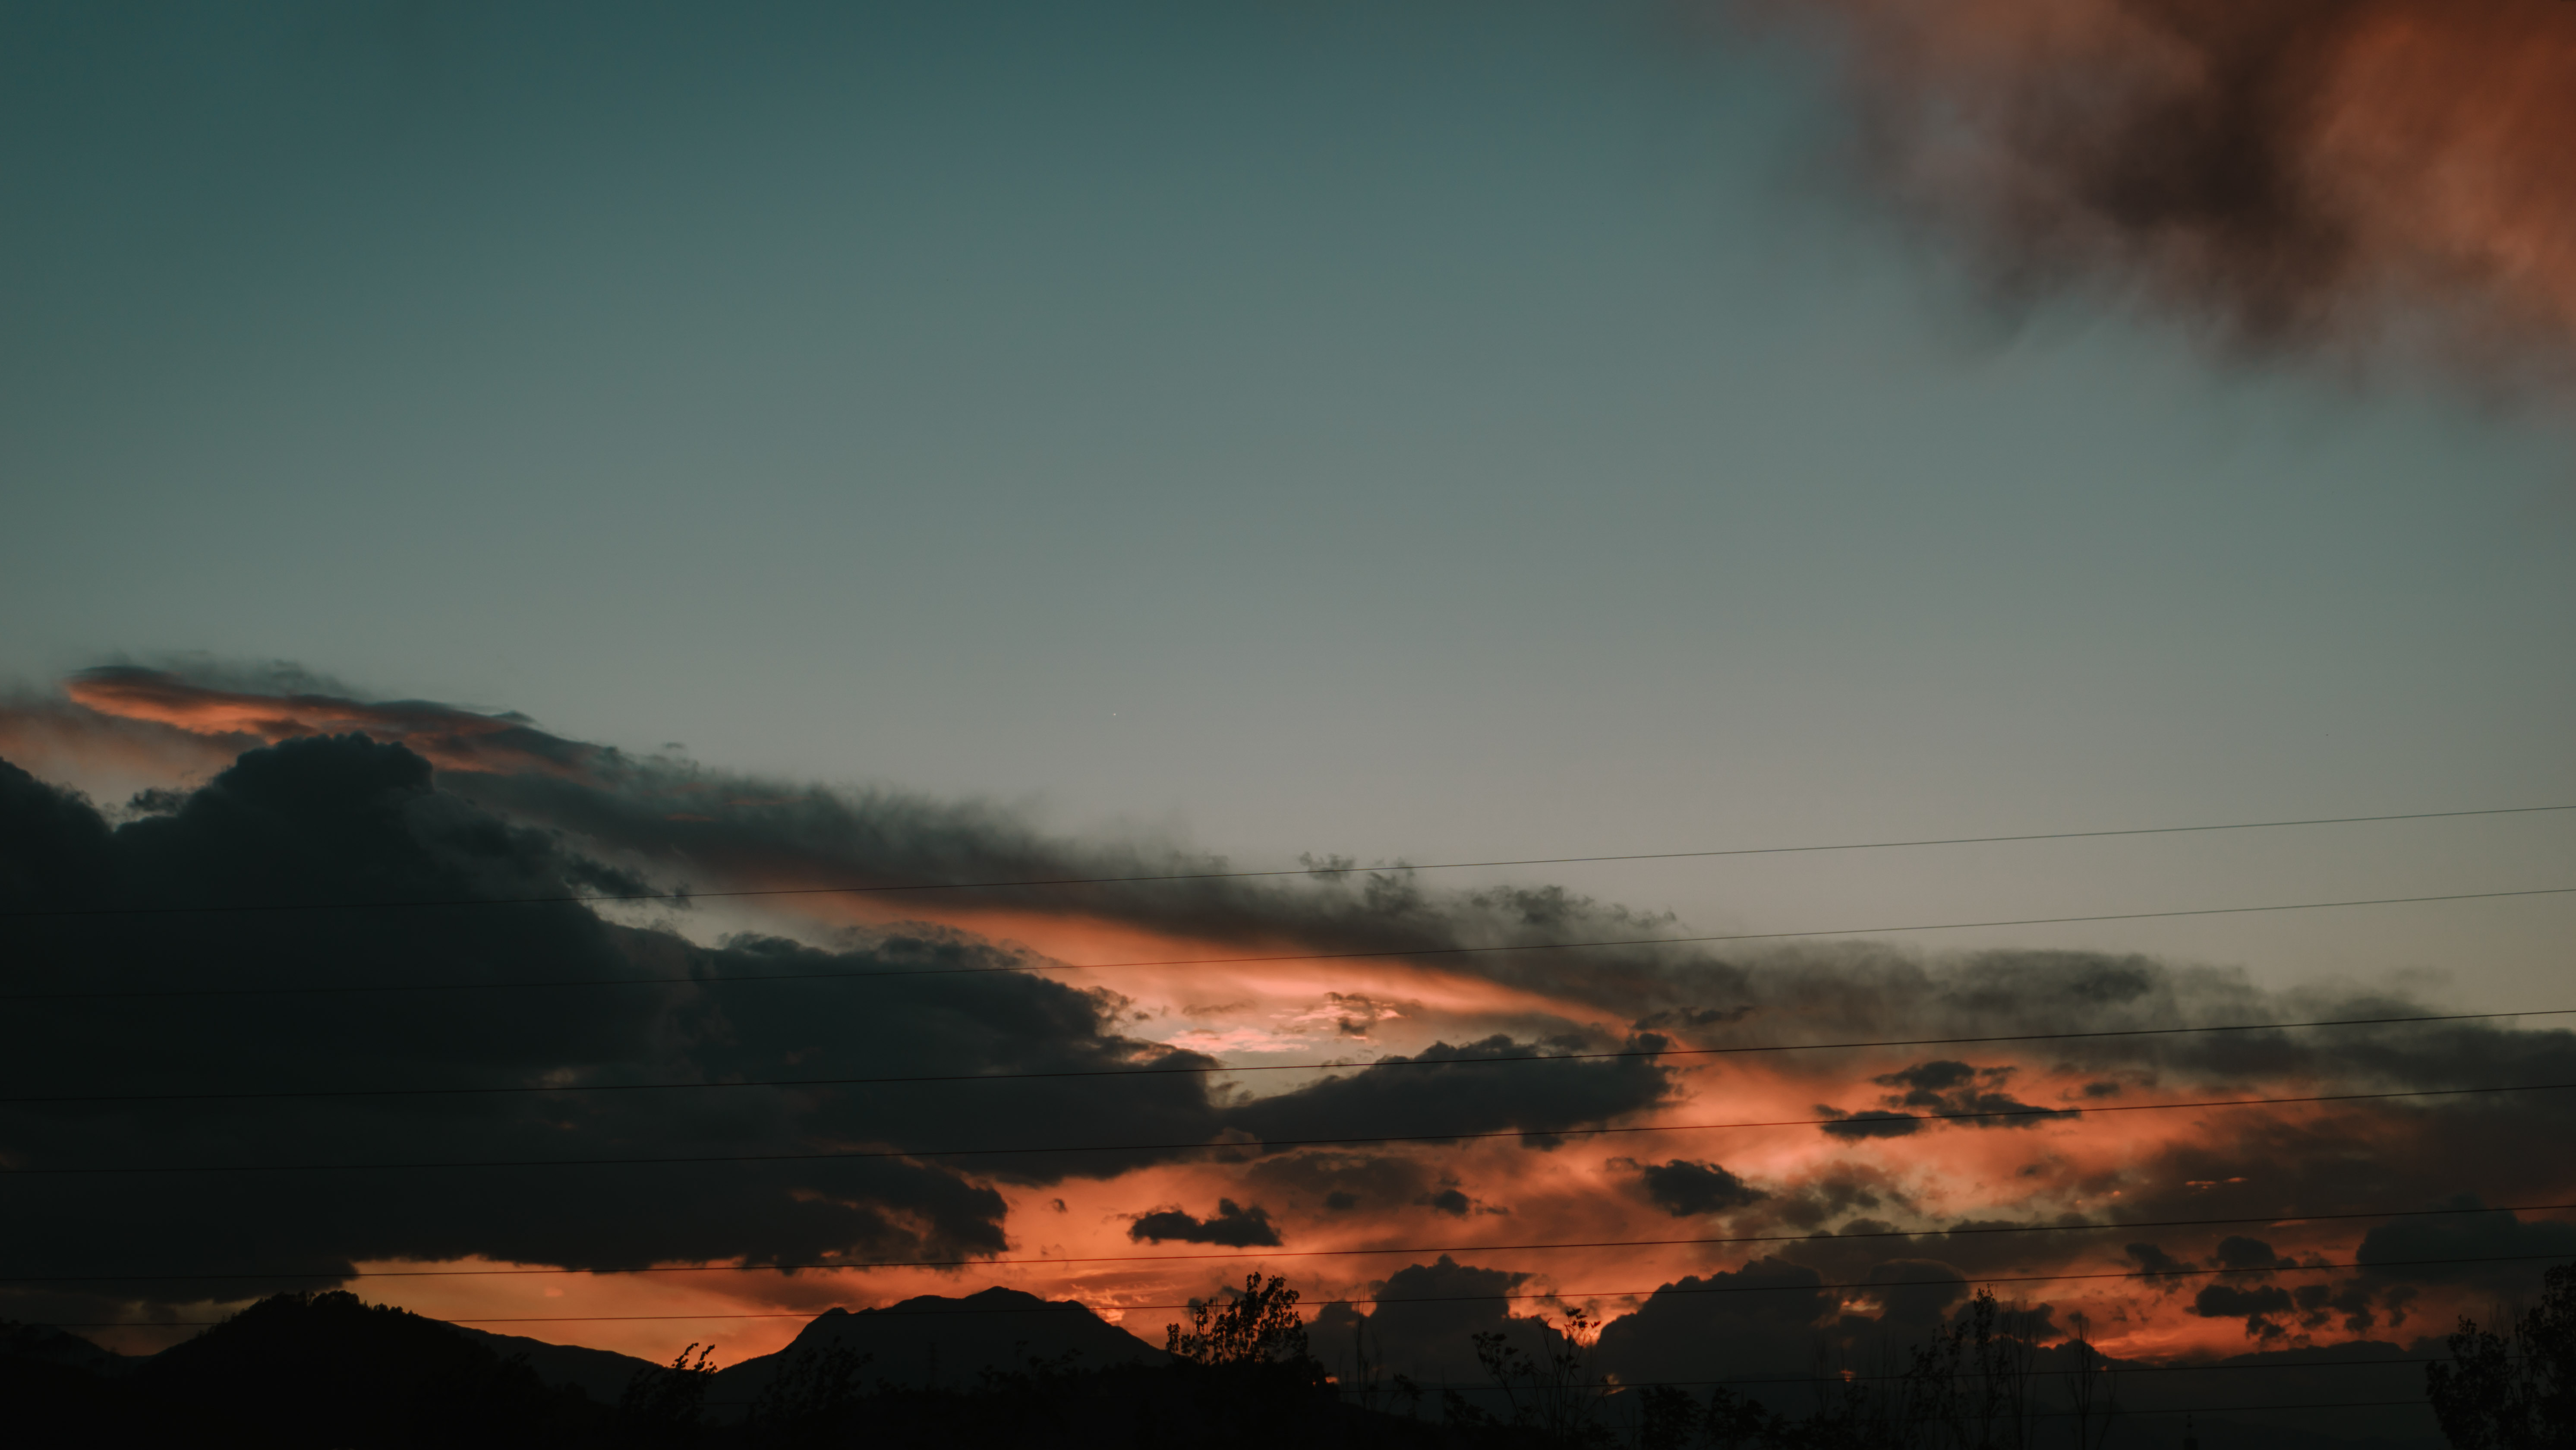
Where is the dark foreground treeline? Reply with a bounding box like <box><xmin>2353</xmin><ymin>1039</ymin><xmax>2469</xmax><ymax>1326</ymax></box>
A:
<box><xmin>9</xmin><ymin>1267</ymin><xmax>2569</xmax><ymax>1450</ymax></box>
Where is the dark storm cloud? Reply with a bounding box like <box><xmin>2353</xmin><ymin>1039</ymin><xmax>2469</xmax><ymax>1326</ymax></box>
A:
<box><xmin>1237</xmin><ymin>1152</ymin><xmax>1501</xmax><ymax>1221</ymax></box>
<box><xmin>1416</xmin><ymin>1188</ymin><xmax>1475</xmax><ymax>1218</ymax></box>
<box><xmin>3</xmin><ymin>665</ymin><xmax>1725</xmax><ymax>1015</ymax></box>
<box><xmin>1767</xmin><ymin>1166</ymin><xmax>1907</xmax><ymax>1232</ymax></box>
<box><xmin>1719</xmin><ymin>939</ymin><xmax>2576</xmax><ymax>1115</ymax></box>
<box><xmin>0</xmin><ymin>735</ymin><xmax>1692</xmax><ymax>1330</ymax></box>
<box><xmin>18</xmin><ymin>684</ymin><xmax>2576</xmax><ymax>1118</ymax></box>
<box><xmin>2191</xmin><ymin>1283</ymin><xmax>2298</xmax><ymax>1339</ymax></box>
<box><xmin>1226</xmin><ymin>1035</ymin><xmax>1675</xmax><ymax>1147</ymax></box>
<box><xmin>0</xmin><ymin>739</ymin><xmax>1230</xmax><ymax>1323</ymax></box>
<box><xmin>2212</xmin><ymin>1235</ymin><xmax>2296</xmax><ymax>1272</ymax></box>
<box><xmin>1839</xmin><ymin>1060</ymin><xmax>2077</xmax><ymax>1131</ymax></box>
<box><xmin>2354</xmin><ymin>1200</ymin><xmax>2576</xmax><ymax>1294</ymax></box>
<box><xmin>1794</xmin><ymin>0</ymin><xmax>2576</xmax><ymax>379</ymax></box>
<box><xmin>1619</xmin><ymin>1158</ymin><xmax>1768</xmax><ymax>1217</ymax></box>
<box><xmin>44</xmin><ymin>663</ymin><xmax>2571</xmax><ymax>1123</ymax></box>
<box><xmin>1127</xmin><ymin>1199</ymin><xmax>1282</xmax><ymax>1248</ymax></box>
<box><xmin>2176</xmin><ymin>1234</ymin><xmax>2308</xmax><ymax>1339</ymax></box>
<box><xmin>2125</xmin><ymin>1242</ymin><xmax>2197</xmax><ymax>1279</ymax></box>
<box><xmin>1591</xmin><ymin>1257</ymin><xmax>1833</xmax><ymax>1384</ymax></box>
<box><xmin>2024</xmin><ymin>1074</ymin><xmax>2576</xmax><ymax>1305</ymax></box>
<box><xmin>17</xmin><ymin>663</ymin><xmax>2576</xmax><ymax>1099</ymax></box>
<box><xmin>1240</xmin><ymin>1151</ymin><xmax>1438</xmax><ymax>1218</ymax></box>
<box><xmin>1850</xmin><ymin>1258</ymin><xmax>1971</xmax><ymax>1339</ymax></box>
<box><xmin>1411</xmin><ymin>1188</ymin><xmax>1464</xmax><ymax>1216</ymax></box>
<box><xmin>1876</xmin><ymin>1061</ymin><xmax>1979</xmax><ymax>1094</ymax></box>
<box><xmin>1309</xmin><ymin>1256</ymin><xmax>1556</xmax><ymax>1385</ymax></box>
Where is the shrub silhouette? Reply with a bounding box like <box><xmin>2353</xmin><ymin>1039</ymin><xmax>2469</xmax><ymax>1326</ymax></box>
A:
<box><xmin>750</xmin><ymin>1339</ymin><xmax>870</xmax><ymax>1447</ymax></box>
<box><xmin>615</xmin><ymin>1342</ymin><xmax>717</xmax><ymax>1448</ymax></box>
<box><xmin>1469</xmin><ymin>1306</ymin><xmax>1613</xmax><ymax>1448</ymax></box>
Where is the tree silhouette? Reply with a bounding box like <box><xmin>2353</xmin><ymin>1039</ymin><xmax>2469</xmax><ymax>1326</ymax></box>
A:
<box><xmin>1160</xmin><ymin>1273</ymin><xmax>1331</xmax><ymax>1447</ymax></box>
<box><xmin>1469</xmin><ymin>1305</ymin><xmax>1613</xmax><ymax>1448</ymax></box>
<box><xmin>1166</xmin><ymin>1272</ymin><xmax>1313</xmax><ymax>1369</ymax></box>
<box><xmin>2427</xmin><ymin>1261</ymin><xmax>2576</xmax><ymax>1449</ymax></box>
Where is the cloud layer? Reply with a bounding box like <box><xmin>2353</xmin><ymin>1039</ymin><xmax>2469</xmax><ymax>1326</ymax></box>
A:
<box><xmin>2</xmin><ymin>661</ymin><xmax>2570</xmax><ymax>1383</ymax></box>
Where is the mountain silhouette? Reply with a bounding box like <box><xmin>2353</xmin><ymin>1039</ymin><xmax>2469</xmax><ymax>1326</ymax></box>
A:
<box><xmin>706</xmin><ymin>1286</ymin><xmax>1167</xmax><ymax>1413</ymax></box>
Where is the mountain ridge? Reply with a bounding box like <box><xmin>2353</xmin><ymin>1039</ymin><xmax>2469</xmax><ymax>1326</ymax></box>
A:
<box><xmin>705</xmin><ymin>1285</ymin><xmax>1169</xmax><ymax>1415</ymax></box>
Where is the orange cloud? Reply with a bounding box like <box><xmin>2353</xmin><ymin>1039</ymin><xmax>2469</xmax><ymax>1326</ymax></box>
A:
<box><xmin>1797</xmin><ymin>0</ymin><xmax>2576</xmax><ymax>373</ymax></box>
<box><xmin>45</xmin><ymin>666</ymin><xmax>599</xmax><ymax>779</ymax></box>
<box><xmin>330</xmin><ymin>1050</ymin><xmax>2551</xmax><ymax>1367</ymax></box>
<box><xmin>66</xmin><ymin>1044</ymin><xmax>2557</xmax><ymax>1378</ymax></box>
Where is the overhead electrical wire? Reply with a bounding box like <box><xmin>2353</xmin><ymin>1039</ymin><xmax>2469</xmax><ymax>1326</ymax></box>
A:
<box><xmin>1346</xmin><ymin>1398</ymin><xmax>2429</xmax><ymax>1420</ymax></box>
<box><xmin>11</xmin><ymin>884</ymin><xmax>2576</xmax><ymax>1003</ymax></box>
<box><xmin>14</xmin><ymin>1196</ymin><xmax>2572</xmax><ymax>1283</ymax></box>
<box><xmin>1315</xmin><ymin>1392</ymin><xmax>2431</xmax><ymax>1423</ymax></box>
<box><xmin>1348</xmin><ymin>1365</ymin><xmax>2443</xmax><ymax>1389</ymax></box>
<box><xmin>6</xmin><ymin>802</ymin><xmax>2568</xmax><ymax>922</ymax></box>
<box><xmin>6</xmin><ymin>1005</ymin><xmax>2569</xmax><ymax>1106</ymax></box>
<box><xmin>9</xmin><ymin>1078</ymin><xmax>2571</xmax><ymax>1176</ymax></box>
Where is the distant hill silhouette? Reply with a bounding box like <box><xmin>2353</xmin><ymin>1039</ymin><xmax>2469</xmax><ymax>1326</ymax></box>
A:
<box><xmin>454</xmin><ymin>1323</ymin><xmax>662</xmax><ymax>1405</ymax></box>
<box><xmin>707</xmin><ymin>1286</ymin><xmax>1167</xmax><ymax>1412</ymax></box>
<box><xmin>8</xmin><ymin>1291</ymin><xmax>599</xmax><ymax>1447</ymax></box>
<box><xmin>3</xmin><ymin>1320</ymin><xmax>139</xmax><ymax>1444</ymax></box>
<box><xmin>0</xmin><ymin>1318</ymin><xmax>131</xmax><ymax>1377</ymax></box>
<box><xmin>0</xmin><ymin>1279</ymin><xmax>2492</xmax><ymax>1448</ymax></box>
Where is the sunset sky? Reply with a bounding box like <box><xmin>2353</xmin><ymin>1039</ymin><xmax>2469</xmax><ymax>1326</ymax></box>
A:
<box><xmin>3</xmin><ymin>2</ymin><xmax>2573</xmax><ymax>1438</ymax></box>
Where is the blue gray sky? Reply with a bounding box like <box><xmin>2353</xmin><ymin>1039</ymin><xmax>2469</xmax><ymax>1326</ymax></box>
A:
<box><xmin>6</xmin><ymin>0</ymin><xmax>2571</xmax><ymax>1004</ymax></box>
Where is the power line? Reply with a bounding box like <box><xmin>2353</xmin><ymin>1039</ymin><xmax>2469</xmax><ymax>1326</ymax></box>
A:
<box><xmin>13</xmin><ymin>884</ymin><xmax>2576</xmax><ymax>1003</ymax></box>
<box><xmin>10</xmin><ymin>802</ymin><xmax>2567</xmax><ymax>923</ymax></box>
<box><xmin>13</xmin><ymin>1005</ymin><xmax>2566</xmax><ymax>1106</ymax></box>
<box><xmin>1311</xmin><ymin>1390</ymin><xmax>2431</xmax><ymax>1422</ymax></box>
<box><xmin>34</xmin><ymin>1253</ymin><xmax>2573</xmax><ymax>1325</ymax></box>
<box><xmin>1346</xmin><ymin>1364</ymin><xmax>2446</xmax><ymax>1390</ymax></box>
<box><xmin>1310</xmin><ymin>1390</ymin><xmax>2432</xmax><ymax>1422</ymax></box>
<box><xmin>2002</xmin><ymin>1400</ymin><xmax>2424</xmax><ymax>1418</ymax></box>
<box><xmin>14</xmin><ymin>1197</ymin><xmax>2572</xmax><ymax>1283</ymax></box>
<box><xmin>1658</xmin><ymin>1399</ymin><xmax>2424</xmax><ymax>1420</ymax></box>
<box><xmin>698</xmin><ymin>1394</ymin><xmax>2422</xmax><ymax>1419</ymax></box>
<box><xmin>9</xmin><ymin>1079</ymin><xmax>2571</xmax><ymax>1176</ymax></box>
